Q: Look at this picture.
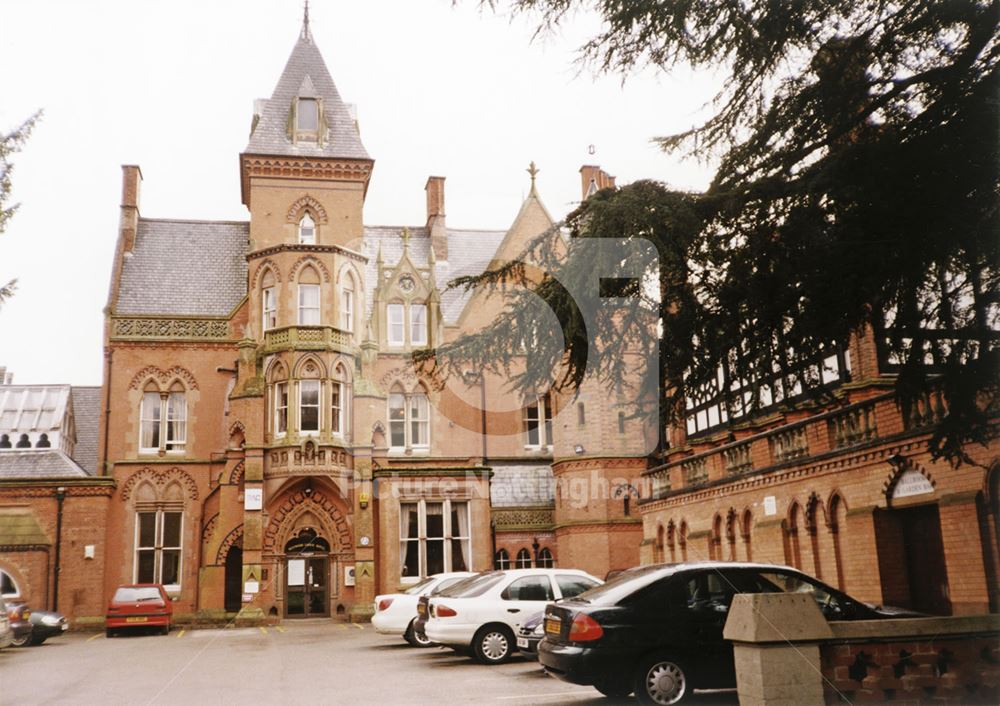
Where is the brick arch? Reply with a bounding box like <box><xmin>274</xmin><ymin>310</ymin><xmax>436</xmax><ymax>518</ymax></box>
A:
<box><xmin>251</xmin><ymin>258</ymin><xmax>282</xmax><ymax>291</ymax></box>
<box><xmin>292</xmin><ymin>353</ymin><xmax>328</xmax><ymax>379</ymax></box>
<box><xmin>120</xmin><ymin>466</ymin><xmax>199</xmax><ymax>502</ymax></box>
<box><xmin>286</xmin><ymin>194</ymin><xmax>328</xmax><ymax>224</ymax></box>
<box><xmin>216</xmin><ymin>524</ymin><xmax>244</xmax><ymax>564</ymax></box>
<box><xmin>289</xmin><ymin>255</ymin><xmax>331</xmax><ymax>283</ymax></box>
<box><xmin>229</xmin><ymin>461</ymin><xmax>245</xmax><ymax>486</ymax></box>
<box><xmin>263</xmin><ymin>488</ymin><xmax>351</xmax><ymax>555</ymax></box>
<box><xmin>882</xmin><ymin>457</ymin><xmax>937</xmax><ymax>503</ymax></box>
<box><xmin>127</xmin><ymin>365</ymin><xmax>199</xmax><ymax>391</ymax></box>
<box><xmin>201</xmin><ymin>513</ymin><xmax>218</xmax><ymax>549</ymax></box>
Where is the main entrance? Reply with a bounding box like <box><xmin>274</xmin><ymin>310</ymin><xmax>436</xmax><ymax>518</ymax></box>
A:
<box><xmin>284</xmin><ymin>528</ymin><xmax>330</xmax><ymax>618</ymax></box>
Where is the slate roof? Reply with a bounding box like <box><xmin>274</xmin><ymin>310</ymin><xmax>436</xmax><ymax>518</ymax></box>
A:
<box><xmin>71</xmin><ymin>386</ymin><xmax>101</xmax><ymax>475</ymax></box>
<box><xmin>361</xmin><ymin>226</ymin><xmax>507</xmax><ymax>324</ymax></box>
<box><xmin>245</xmin><ymin>31</ymin><xmax>369</xmax><ymax>161</ymax></box>
<box><xmin>116</xmin><ymin>219</ymin><xmax>249</xmax><ymax>316</ymax></box>
<box><xmin>0</xmin><ymin>450</ymin><xmax>89</xmax><ymax>479</ymax></box>
<box><xmin>490</xmin><ymin>463</ymin><xmax>556</xmax><ymax>507</ymax></box>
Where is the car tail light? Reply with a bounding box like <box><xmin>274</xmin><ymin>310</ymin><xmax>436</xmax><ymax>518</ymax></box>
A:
<box><xmin>568</xmin><ymin>613</ymin><xmax>604</xmax><ymax>642</ymax></box>
<box><xmin>377</xmin><ymin>598</ymin><xmax>394</xmax><ymax>612</ymax></box>
<box><xmin>435</xmin><ymin>604</ymin><xmax>457</xmax><ymax>618</ymax></box>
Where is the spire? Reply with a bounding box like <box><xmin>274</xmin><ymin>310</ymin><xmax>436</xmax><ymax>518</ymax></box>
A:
<box><xmin>400</xmin><ymin>226</ymin><xmax>411</xmax><ymax>253</ymax></box>
<box><xmin>301</xmin><ymin>1</ymin><xmax>312</xmax><ymax>42</ymax></box>
<box><xmin>527</xmin><ymin>161</ymin><xmax>540</xmax><ymax>197</ymax></box>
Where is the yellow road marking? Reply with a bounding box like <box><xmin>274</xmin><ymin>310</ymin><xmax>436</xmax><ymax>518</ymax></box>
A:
<box><xmin>275</xmin><ymin>625</ymin><xmax>286</xmax><ymax>633</ymax></box>
<box><xmin>353</xmin><ymin>623</ymin><xmax>364</xmax><ymax>630</ymax></box>
<box><xmin>259</xmin><ymin>626</ymin><xmax>268</xmax><ymax>635</ymax></box>
<box><xmin>176</xmin><ymin>629</ymin><xmax>185</xmax><ymax>638</ymax></box>
<box><xmin>338</xmin><ymin>624</ymin><xmax>347</xmax><ymax>631</ymax></box>
<box><xmin>87</xmin><ymin>633</ymin><xmax>102</xmax><ymax>642</ymax></box>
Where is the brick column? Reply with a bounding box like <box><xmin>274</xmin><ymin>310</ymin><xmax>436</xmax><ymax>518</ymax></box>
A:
<box><xmin>236</xmin><ymin>450</ymin><xmax>266</xmax><ymax>625</ymax></box>
<box><xmin>349</xmin><ymin>455</ymin><xmax>375</xmax><ymax>622</ymax></box>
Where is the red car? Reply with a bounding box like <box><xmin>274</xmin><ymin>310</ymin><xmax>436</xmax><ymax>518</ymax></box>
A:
<box><xmin>106</xmin><ymin>584</ymin><xmax>172</xmax><ymax>637</ymax></box>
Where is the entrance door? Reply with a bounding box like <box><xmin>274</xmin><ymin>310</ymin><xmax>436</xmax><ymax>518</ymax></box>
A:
<box><xmin>284</xmin><ymin>528</ymin><xmax>331</xmax><ymax>618</ymax></box>
<box><xmin>899</xmin><ymin>504</ymin><xmax>951</xmax><ymax>615</ymax></box>
<box><xmin>224</xmin><ymin>546</ymin><xmax>243</xmax><ymax>613</ymax></box>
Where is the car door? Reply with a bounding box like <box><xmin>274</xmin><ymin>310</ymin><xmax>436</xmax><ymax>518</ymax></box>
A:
<box><xmin>498</xmin><ymin>575</ymin><xmax>555</xmax><ymax>630</ymax></box>
<box><xmin>680</xmin><ymin>569</ymin><xmax>741</xmax><ymax>688</ymax></box>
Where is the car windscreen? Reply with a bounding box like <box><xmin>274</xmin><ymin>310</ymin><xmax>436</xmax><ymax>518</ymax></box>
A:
<box><xmin>570</xmin><ymin>565</ymin><xmax>672</xmax><ymax>605</ymax></box>
<box><xmin>404</xmin><ymin>577</ymin><xmax>436</xmax><ymax>595</ymax></box>
<box><xmin>113</xmin><ymin>587</ymin><xmax>163</xmax><ymax>603</ymax></box>
<box><xmin>438</xmin><ymin>572</ymin><xmax>504</xmax><ymax>598</ymax></box>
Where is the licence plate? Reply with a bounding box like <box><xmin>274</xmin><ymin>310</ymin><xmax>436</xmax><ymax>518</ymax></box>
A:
<box><xmin>417</xmin><ymin>604</ymin><xmax>426</xmax><ymax>617</ymax></box>
<box><xmin>544</xmin><ymin>617</ymin><xmax>561</xmax><ymax>635</ymax></box>
<box><xmin>516</xmin><ymin>637</ymin><xmax>529</xmax><ymax>649</ymax></box>
<box><xmin>126</xmin><ymin>616</ymin><xmax>147</xmax><ymax>623</ymax></box>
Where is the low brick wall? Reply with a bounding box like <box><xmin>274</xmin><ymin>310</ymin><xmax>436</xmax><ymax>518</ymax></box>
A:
<box><xmin>821</xmin><ymin>616</ymin><xmax>1000</xmax><ymax>704</ymax></box>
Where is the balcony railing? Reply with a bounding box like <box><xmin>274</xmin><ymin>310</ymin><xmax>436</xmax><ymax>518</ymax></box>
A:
<box><xmin>769</xmin><ymin>427</ymin><xmax>808</xmax><ymax>464</ymax></box>
<box><xmin>263</xmin><ymin>325</ymin><xmax>353</xmax><ymax>354</ymax></box>
<box><xmin>828</xmin><ymin>402</ymin><xmax>878</xmax><ymax>449</ymax></box>
<box><xmin>683</xmin><ymin>457</ymin><xmax>708</xmax><ymax>486</ymax></box>
<box><xmin>723</xmin><ymin>443</ymin><xmax>754</xmax><ymax>475</ymax></box>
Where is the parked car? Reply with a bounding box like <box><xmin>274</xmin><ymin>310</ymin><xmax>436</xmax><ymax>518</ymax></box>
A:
<box><xmin>425</xmin><ymin>568</ymin><xmax>602</xmax><ymax>665</ymax></box>
<box><xmin>5</xmin><ymin>600</ymin><xmax>33</xmax><ymax>647</ymax></box>
<box><xmin>106</xmin><ymin>584</ymin><xmax>172</xmax><ymax>637</ymax></box>
<box><xmin>0</xmin><ymin>595</ymin><xmax>13</xmax><ymax>649</ymax></box>
<box><xmin>25</xmin><ymin>608</ymin><xmax>69</xmax><ymax>645</ymax></box>
<box><xmin>515</xmin><ymin>610</ymin><xmax>545</xmax><ymax>658</ymax></box>
<box><xmin>539</xmin><ymin>561</ymin><xmax>924</xmax><ymax>704</ymax></box>
<box><xmin>413</xmin><ymin>572</ymin><xmax>488</xmax><ymax>646</ymax></box>
<box><xmin>373</xmin><ymin>571</ymin><xmax>475</xmax><ymax>646</ymax></box>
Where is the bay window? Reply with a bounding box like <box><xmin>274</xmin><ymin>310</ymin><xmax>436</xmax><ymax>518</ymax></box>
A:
<box><xmin>135</xmin><ymin>509</ymin><xmax>182</xmax><ymax>589</ymax></box>
<box><xmin>298</xmin><ymin>284</ymin><xmax>320</xmax><ymax>325</ymax></box>
<box><xmin>299</xmin><ymin>380</ymin><xmax>320</xmax><ymax>434</ymax></box>
<box><xmin>331</xmin><ymin>381</ymin><xmax>343</xmax><ymax>436</ymax></box>
<box><xmin>262</xmin><ymin>286</ymin><xmax>277</xmax><ymax>331</ymax></box>
<box><xmin>274</xmin><ymin>382</ymin><xmax>288</xmax><ymax>436</ymax></box>
<box><xmin>399</xmin><ymin>499</ymin><xmax>470</xmax><ymax>581</ymax></box>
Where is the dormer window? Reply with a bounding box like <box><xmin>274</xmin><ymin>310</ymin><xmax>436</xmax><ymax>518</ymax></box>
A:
<box><xmin>297</xmin><ymin>98</ymin><xmax>318</xmax><ymax>131</ymax></box>
<box><xmin>298</xmin><ymin>213</ymin><xmax>316</xmax><ymax>244</ymax></box>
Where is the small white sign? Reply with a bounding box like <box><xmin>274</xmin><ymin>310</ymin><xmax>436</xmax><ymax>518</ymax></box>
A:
<box><xmin>344</xmin><ymin>566</ymin><xmax>356</xmax><ymax>587</ymax></box>
<box><xmin>892</xmin><ymin>470</ymin><xmax>934</xmax><ymax>499</ymax></box>
<box><xmin>244</xmin><ymin>488</ymin><xmax>263</xmax><ymax>510</ymax></box>
<box><xmin>84</xmin><ymin>544</ymin><xmax>95</xmax><ymax>559</ymax></box>
<box><xmin>242</xmin><ymin>593</ymin><xmax>253</xmax><ymax>603</ymax></box>
<box><xmin>244</xmin><ymin>580</ymin><xmax>259</xmax><ymax>594</ymax></box>
<box><xmin>763</xmin><ymin>496</ymin><xmax>777</xmax><ymax>516</ymax></box>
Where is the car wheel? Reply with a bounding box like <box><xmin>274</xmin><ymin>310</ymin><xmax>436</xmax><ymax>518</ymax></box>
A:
<box><xmin>29</xmin><ymin>635</ymin><xmax>47</xmax><ymax>646</ymax></box>
<box><xmin>594</xmin><ymin>675</ymin><xmax>633</xmax><ymax>698</ymax></box>
<box><xmin>404</xmin><ymin>619</ymin><xmax>433</xmax><ymax>648</ymax></box>
<box><xmin>472</xmin><ymin>625</ymin><xmax>514</xmax><ymax>665</ymax></box>
<box><xmin>10</xmin><ymin>632</ymin><xmax>31</xmax><ymax>648</ymax></box>
<box><xmin>105</xmin><ymin>628</ymin><xmax>114</xmax><ymax>638</ymax></box>
<box><xmin>634</xmin><ymin>653</ymin><xmax>690</xmax><ymax>705</ymax></box>
<box><xmin>161</xmin><ymin>625</ymin><xmax>170</xmax><ymax>636</ymax></box>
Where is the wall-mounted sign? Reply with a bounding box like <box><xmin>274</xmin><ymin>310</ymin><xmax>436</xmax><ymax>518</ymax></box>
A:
<box><xmin>244</xmin><ymin>580</ymin><xmax>259</xmax><ymax>594</ymax></box>
<box><xmin>344</xmin><ymin>566</ymin><xmax>356</xmax><ymax>587</ymax></box>
<box><xmin>763</xmin><ymin>496</ymin><xmax>777</xmax><ymax>516</ymax></box>
<box><xmin>242</xmin><ymin>593</ymin><xmax>253</xmax><ymax>603</ymax></box>
<box><xmin>244</xmin><ymin>488</ymin><xmax>263</xmax><ymax>510</ymax></box>
<box><xmin>892</xmin><ymin>470</ymin><xmax>934</xmax><ymax>500</ymax></box>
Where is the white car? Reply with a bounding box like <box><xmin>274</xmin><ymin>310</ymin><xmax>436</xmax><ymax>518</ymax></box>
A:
<box><xmin>424</xmin><ymin>568</ymin><xmax>602</xmax><ymax>664</ymax></box>
<box><xmin>372</xmin><ymin>572</ymin><xmax>475</xmax><ymax>646</ymax></box>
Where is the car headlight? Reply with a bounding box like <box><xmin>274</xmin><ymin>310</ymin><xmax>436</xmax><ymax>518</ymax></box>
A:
<box><xmin>533</xmin><ymin>623</ymin><xmax>544</xmax><ymax>636</ymax></box>
<box><xmin>42</xmin><ymin>615</ymin><xmax>62</xmax><ymax>626</ymax></box>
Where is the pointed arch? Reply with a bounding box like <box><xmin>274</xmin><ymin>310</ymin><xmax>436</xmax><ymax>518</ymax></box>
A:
<box><xmin>828</xmin><ymin>491</ymin><xmax>848</xmax><ymax>590</ymax></box>
<box><xmin>710</xmin><ymin>513</ymin><xmax>723</xmax><ymax>560</ymax></box>
<box><xmin>678</xmin><ymin>520</ymin><xmax>688</xmax><ymax>561</ymax></box>
<box><xmin>666</xmin><ymin>520</ymin><xmax>676</xmax><ymax>562</ymax></box>
<box><xmin>655</xmin><ymin>523</ymin><xmax>665</xmax><ymax>563</ymax></box>
<box><xmin>741</xmin><ymin>508</ymin><xmax>753</xmax><ymax>561</ymax></box>
<box><xmin>286</xmin><ymin>194</ymin><xmax>328</xmax><ymax>224</ymax></box>
<box><xmin>289</xmin><ymin>255</ymin><xmax>331</xmax><ymax>283</ymax></box>
<box><xmin>266</xmin><ymin>360</ymin><xmax>289</xmax><ymax>383</ymax></box>
<box><xmin>293</xmin><ymin>353</ymin><xmax>327</xmax><ymax>379</ymax></box>
<box><xmin>251</xmin><ymin>258</ymin><xmax>282</xmax><ymax>291</ymax></box>
<box><xmin>725</xmin><ymin>508</ymin><xmax>738</xmax><ymax>561</ymax></box>
<box><xmin>784</xmin><ymin>501</ymin><xmax>803</xmax><ymax>569</ymax></box>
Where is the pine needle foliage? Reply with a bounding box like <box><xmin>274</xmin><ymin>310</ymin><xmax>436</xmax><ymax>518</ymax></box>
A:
<box><xmin>0</xmin><ymin>111</ymin><xmax>40</xmax><ymax>310</ymax></box>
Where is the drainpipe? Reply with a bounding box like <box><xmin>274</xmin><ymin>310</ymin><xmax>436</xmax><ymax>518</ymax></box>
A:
<box><xmin>53</xmin><ymin>486</ymin><xmax>66</xmax><ymax>611</ymax></box>
<box><xmin>101</xmin><ymin>349</ymin><xmax>113</xmax><ymax>476</ymax></box>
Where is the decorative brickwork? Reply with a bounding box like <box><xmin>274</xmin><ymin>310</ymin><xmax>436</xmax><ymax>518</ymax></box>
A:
<box><xmin>492</xmin><ymin>507</ymin><xmax>555</xmax><ymax>531</ymax></box>
<box><xmin>127</xmin><ymin>365</ymin><xmax>200</xmax><ymax>391</ymax></box>
<box><xmin>119</xmin><ymin>467</ymin><xmax>199</xmax><ymax>502</ymax></box>
<box><xmin>112</xmin><ymin>317</ymin><xmax>230</xmax><ymax>341</ymax></box>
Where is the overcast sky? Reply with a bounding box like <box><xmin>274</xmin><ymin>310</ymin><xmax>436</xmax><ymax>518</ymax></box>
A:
<box><xmin>0</xmin><ymin>0</ymin><xmax>717</xmax><ymax>386</ymax></box>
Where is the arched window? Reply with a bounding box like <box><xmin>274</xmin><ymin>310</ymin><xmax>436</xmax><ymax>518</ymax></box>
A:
<box><xmin>297</xmin><ymin>266</ymin><xmax>321</xmax><ymax>325</ymax></box>
<box><xmin>297</xmin><ymin>360</ymin><xmax>322</xmax><ymax>435</ymax></box>
<box><xmin>679</xmin><ymin>521</ymin><xmax>688</xmax><ymax>561</ymax></box>
<box><xmin>494</xmin><ymin>548</ymin><xmax>511</xmax><ymax>570</ymax></box>
<box><xmin>742</xmin><ymin>509</ymin><xmax>753</xmax><ymax>561</ymax></box>
<box><xmin>537</xmin><ymin>547</ymin><xmax>554</xmax><ymax>568</ymax></box>
<box><xmin>655</xmin><ymin>524</ymin><xmax>665</xmax><ymax>563</ymax></box>
<box><xmin>298</xmin><ymin>212</ymin><xmax>316</xmax><ymax>244</ymax></box>
<box><xmin>667</xmin><ymin>521</ymin><xmax>676</xmax><ymax>562</ymax></box>
<box><xmin>1</xmin><ymin>568</ymin><xmax>20</xmax><ymax>598</ymax></box>
<box><xmin>140</xmin><ymin>383</ymin><xmax>186</xmax><ymax>454</ymax></box>
<box><xmin>261</xmin><ymin>269</ymin><xmax>277</xmax><ymax>332</ymax></box>
<box><xmin>515</xmin><ymin>548</ymin><xmax>532</xmax><ymax>569</ymax></box>
<box><xmin>386</xmin><ymin>298</ymin><xmax>429</xmax><ymax>348</ymax></box>
<box><xmin>785</xmin><ymin>502</ymin><xmax>803</xmax><ymax>569</ymax></box>
<box><xmin>269</xmin><ymin>364</ymin><xmax>289</xmax><ymax>438</ymax></box>
<box><xmin>388</xmin><ymin>384</ymin><xmax>430</xmax><ymax>451</ymax></box>
<box><xmin>340</xmin><ymin>272</ymin><xmax>355</xmax><ymax>333</ymax></box>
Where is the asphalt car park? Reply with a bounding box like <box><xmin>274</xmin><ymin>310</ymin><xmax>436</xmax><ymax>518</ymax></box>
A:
<box><xmin>0</xmin><ymin>619</ymin><xmax>737</xmax><ymax>705</ymax></box>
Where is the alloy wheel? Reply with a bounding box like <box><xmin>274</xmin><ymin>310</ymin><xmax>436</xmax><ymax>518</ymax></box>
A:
<box><xmin>644</xmin><ymin>660</ymin><xmax>686</xmax><ymax>705</ymax></box>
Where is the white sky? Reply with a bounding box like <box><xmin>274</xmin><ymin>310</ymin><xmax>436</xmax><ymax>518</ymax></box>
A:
<box><xmin>0</xmin><ymin>0</ymin><xmax>717</xmax><ymax>386</ymax></box>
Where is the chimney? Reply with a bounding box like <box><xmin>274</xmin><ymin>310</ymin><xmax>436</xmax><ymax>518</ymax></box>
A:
<box><xmin>0</xmin><ymin>367</ymin><xmax>7</xmax><ymax>385</ymax></box>
<box><xmin>120</xmin><ymin>165</ymin><xmax>143</xmax><ymax>253</ymax></box>
<box><xmin>425</xmin><ymin>176</ymin><xmax>448</xmax><ymax>262</ymax></box>
<box><xmin>579</xmin><ymin>165</ymin><xmax>616</xmax><ymax>201</ymax></box>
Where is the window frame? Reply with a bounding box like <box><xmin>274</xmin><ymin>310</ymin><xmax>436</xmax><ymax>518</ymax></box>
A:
<box><xmin>298</xmin><ymin>380</ymin><xmax>321</xmax><ymax>435</ymax></box>
<box><xmin>388</xmin><ymin>388</ymin><xmax>431</xmax><ymax>452</ymax></box>
<box><xmin>134</xmin><ymin>509</ymin><xmax>183</xmax><ymax>592</ymax></box>
<box><xmin>139</xmin><ymin>391</ymin><xmax>186</xmax><ymax>455</ymax></box>
<box><xmin>274</xmin><ymin>381</ymin><xmax>289</xmax><ymax>437</ymax></box>
<box><xmin>398</xmin><ymin>498</ymin><xmax>470</xmax><ymax>583</ymax></box>
<box><xmin>298</xmin><ymin>283</ymin><xmax>321</xmax><ymax>326</ymax></box>
<box><xmin>524</xmin><ymin>393</ymin><xmax>554</xmax><ymax>449</ymax></box>
<box><xmin>387</xmin><ymin>303</ymin><xmax>405</xmax><ymax>346</ymax></box>
<box><xmin>340</xmin><ymin>286</ymin><xmax>354</xmax><ymax>332</ymax></box>
<box><xmin>262</xmin><ymin>286</ymin><xmax>277</xmax><ymax>331</ymax></box>
<box><xmin>410</xmin><ymin>303</ymin><xmax>428</xmax><ymax>346</ymax></box>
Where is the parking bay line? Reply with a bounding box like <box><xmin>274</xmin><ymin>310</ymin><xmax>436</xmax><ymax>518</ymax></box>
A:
<box><xmin>259</xmin><ymin>626</ymin><xmax>268</xmax><ymax>635</ymax></box>
<box><xmin>353</xmin><ymin>623</ymin><xmax>364</xmax><ymax>630</ymax></box>
<box><xmin>176</xmin><ymin>629</ymin><xmax>185</xmax><ymax>638</ymax></box>
<box><xmin>87</xmin><ymin>633</ymin><xmax>102</xmax><ymax>642</ymax></box>
<box><xmin>274</xmin><ymin>625</ymin><xmax>286</xmax><ymax>633</ymax></box>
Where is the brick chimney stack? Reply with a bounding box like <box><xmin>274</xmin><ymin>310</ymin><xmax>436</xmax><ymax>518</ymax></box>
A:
<box><xmin>579</xmin><ymin>165</ymin><xmax>616</xmax><ymax>200</ymax></box>
<box><xmin>120</xmin><ymin>165</ymin><xmax>143</xmax><ymax>253</ymax></box>
<box><xmin>425</xmin><ymin>176</ymin><xmax>448</xmax><ymax>262</ymax></box>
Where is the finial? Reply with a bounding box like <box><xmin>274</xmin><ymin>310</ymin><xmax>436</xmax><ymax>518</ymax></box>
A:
<box><xmin>301</xmin><ymin>0</ymin><xmax>312</xmax><ymax>40</ymax></box>
<box><xmin>376</xmin><ymin>241</ymin><xmax>384</xmax><ymax>265</ymax></box>
<box><xmin>527</xmin><ymin>161</ymin><xmax>540</xmax><ymax>196</ymax></box>
<box><xmin>401</xmin><ymin>226</ymin><xmax>411</xmax><ymax>252</ymax></box>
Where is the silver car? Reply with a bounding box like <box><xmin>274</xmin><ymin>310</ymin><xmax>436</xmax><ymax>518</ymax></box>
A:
<box><xmin>0</xmin><ymin>595</ymin><xmax>13</xmax><ymax>649</ymax></box>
